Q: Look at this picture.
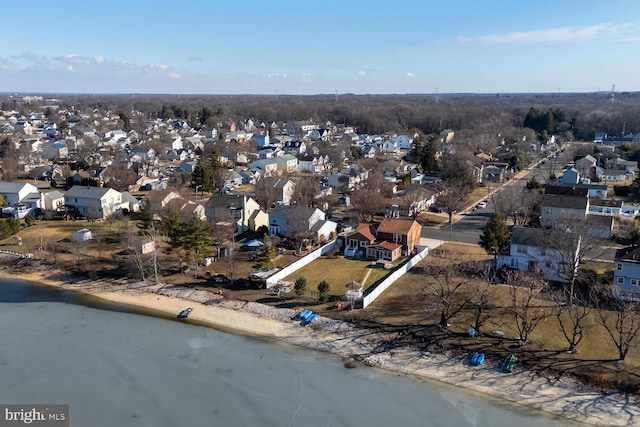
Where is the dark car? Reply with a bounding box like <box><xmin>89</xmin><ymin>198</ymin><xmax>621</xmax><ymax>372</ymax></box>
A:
<box><xmin>429</xmin><ymin>204</ymin><xmax>444</xmax><ymax>213</ymax></box>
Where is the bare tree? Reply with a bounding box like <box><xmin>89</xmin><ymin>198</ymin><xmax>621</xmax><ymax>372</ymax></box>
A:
<box><xmin>491</xmin><ymin>185</ymin><xmax>541</xmax><ymax>226</ymax></box>
<box><xmin>349</xmin><ymin>169</ymin><xmax>390</xmax><ymax>222</ymax></box>
<box><xmin>254</xmin><ymin>175</ymin><xmax>279</xmax><ymax>211</ymax></box>
<box><xmin>420</xmin><ymin>262</ymin><xmax>472</xmax><ymax>328</ymax></box>
<box><xmin>470</xmin><ymin>281</ymin><xmax>493</xmax><ymax>333</ymax></box>
<box><xmin>596</xmin><ymin>297</ymin><xmax>640</xmax><ymax>361</ymax></box>
<box><xmin>504</xmin><ymin>270</ymin><xmax>549</xmax><ymax>345</ymax></box>
<box><xmin>209</xmin><ymin>209</ymin><xmax>237</xmax><ymax>280</ymax></box>
<box><xmin>552</xmin><ymin>289</ymin><xmax>593</xmax><ymax>353</ymax></box>
<box><xmin>292</xmin><ymin>176</ymin><xmax>319</xmax><ymax>207</ymax></box>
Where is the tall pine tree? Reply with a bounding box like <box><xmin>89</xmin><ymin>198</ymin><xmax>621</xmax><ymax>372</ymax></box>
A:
<box><xmin>478</xmin><ymin>213</ymin><xmax>511</xmax><ymax>265</ymax></box>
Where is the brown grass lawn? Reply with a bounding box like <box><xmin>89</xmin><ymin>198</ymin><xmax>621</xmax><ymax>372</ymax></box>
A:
<box><xmin>283</xmin><ymin>256</ymin><xmax>393</xmax><ymax>295</ymax></box>
<box><xmin>325</xmin><ymin>243</ymin><xmax>640</xmax><ymax>393</ymax></box>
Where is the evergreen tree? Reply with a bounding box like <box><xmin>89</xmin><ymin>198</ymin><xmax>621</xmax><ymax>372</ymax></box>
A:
<box><xmin>526</xmin><ymin>176</ymin><xmax>542</xmax><ymax>191</ymax></box>
<box><xmin>138</xmin><ymin>201</ymin><xmax>154</xmax><ymax>230</ymax></box>
<box><xmin>161</xmin><ymin>210</ymin><xmax>184</xmax><ymax>249</ymax></box>
<box><xmin>183</xmin><ymin>216</ymin><xmax>212</xmax><ymax>260</ymax></box>
<box><xmin>192</xmin><ymin>153</ymin><xmax>223</xmax><ymax>193</ymax></box>
<box><xmin>317</xmin><ymin>280</ymin><xmax>330</xmax><ymax>302</ymax></box>
<box><xmin>478</xmin><ymin>213</ymin><xmax>511</xmax><ymax>265</ymax></box>
<box><xmin>294</xmin><ymin>277</ymin><xmax>307</xmax><ymax>297</ymax></box>
<box><xmin>254</xmin><ymin>235</ymin><xmax>276</xmax><ymax>268</ymax></box>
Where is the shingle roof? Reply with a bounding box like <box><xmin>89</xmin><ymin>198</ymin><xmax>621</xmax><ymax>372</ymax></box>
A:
<box><xmin>541</xmin><ymin>194</ymin><xmax>588</xmax><ymax>210</ymax></box>
<box><xmin>377</xmin><ymin>218</ymin><xmax>418</xmax><ymax>234</ymax></box>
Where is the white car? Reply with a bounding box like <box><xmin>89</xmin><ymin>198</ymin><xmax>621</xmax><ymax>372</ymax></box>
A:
<box><xmin>476</xmin><ymin>201</ymin><xmax>488</xmax><ymax>209</ymax></box>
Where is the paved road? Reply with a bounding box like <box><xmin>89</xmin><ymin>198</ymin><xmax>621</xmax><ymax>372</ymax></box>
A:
<box><xmin>421</xmin><ymin>144</ymin><xmax>619</xmax><ymax>262</ymax></box>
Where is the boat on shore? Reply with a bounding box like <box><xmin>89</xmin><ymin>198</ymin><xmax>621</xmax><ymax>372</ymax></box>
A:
<box><xmin>177</xmin><ymin>307</ymin><xmax>193</xmax><ymax>318</ymax></box>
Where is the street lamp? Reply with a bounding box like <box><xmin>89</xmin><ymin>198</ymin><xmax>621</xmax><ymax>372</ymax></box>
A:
<box><xmin>194</xmin><ymin>184</ymin><xmax>202</xmax><ymax>202</ymax></box>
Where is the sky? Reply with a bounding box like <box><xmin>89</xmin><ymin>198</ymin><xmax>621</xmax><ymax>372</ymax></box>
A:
<box><xmin>1</xmin><ymin>0</ymin><xmax>640</xmax><ymax>95</ymax></box>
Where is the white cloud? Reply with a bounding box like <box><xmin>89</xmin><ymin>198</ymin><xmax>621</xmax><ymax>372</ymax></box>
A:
<box><xmin>167</xmin><ymin>72</ymin><xmax>180</xmax><ymax>79</ymax></box>
<box><xmin>358</xmin><ymin>70</ymin><xmax>366</xmax><ymax>76</ymax></box>
<box><xmin>455</xmin><ymin>23</ymin><xmax>628</xmax><ymax>45</ymax></box>
<box><xmin>66</xmin><ymin>65</ymin><xmax>74</xmax><ymax>72</ymax></box>
<box><xmin>406</xmin><ymin>72</ymin><xmax>415</xmax><ymax>77</ymax></box>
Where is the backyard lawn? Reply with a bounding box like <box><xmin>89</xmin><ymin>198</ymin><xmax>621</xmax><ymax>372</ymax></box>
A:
<box><xmin>284</xmin><ymin>256</ymin><xmax>394</xmax><ymax>297</ymax></box>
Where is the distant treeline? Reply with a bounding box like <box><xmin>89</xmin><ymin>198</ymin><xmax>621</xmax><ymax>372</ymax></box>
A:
<box><xmin>5</xmin><ymin>92</ymin><xmax>640</xmax><ymax>140</ymax></box>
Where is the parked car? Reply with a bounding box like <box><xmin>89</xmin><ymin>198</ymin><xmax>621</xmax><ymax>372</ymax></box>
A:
<box><xmin>476</xmin><ymin>201</ymin><xmax>488</xmax><ymax>209</ymax></box>
<box><xmin>429</xmin><ymin>204</ymin><xmax>444</xmax><ymax>213</ymax></box>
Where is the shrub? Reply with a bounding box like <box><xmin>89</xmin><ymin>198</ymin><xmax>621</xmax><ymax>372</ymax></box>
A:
<box><xmin>317</xmin><ymin>280</ymin><xmax>330</xmax><ymax>302</ymax></box>
<box><xmin>294</xmin><ymin>277</ymin><xmax>307</xmax><ymax>297</ymax></box>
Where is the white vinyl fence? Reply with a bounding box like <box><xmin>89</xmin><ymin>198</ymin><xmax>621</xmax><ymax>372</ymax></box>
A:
<box><xmin>265</xmin><ymin>240</ymin><xmax>338</xmax><ymax>288</ymax></box>
<box><xmin>362</xmin><ymin>246</ymin><xmax>430</xmax><ymax>308</ymax></box>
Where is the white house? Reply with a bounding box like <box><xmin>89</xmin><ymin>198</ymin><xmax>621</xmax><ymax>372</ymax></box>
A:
<box><xmin>497</xmin><ymin>226</ymin><xmax>581</xmax><ymax>283</ymax></box>
<box><xmin>274</xmin><ymin>179</ymin><xmax>295</xmax><ymax>205</ymax></box>
<box><xmin>64</xmin><ymin>186</ymin><xmax>123</xmax><ymax>219</ymax></box>
<box><xmin>0</xmin><ymin>182</ymin><xmax>44</xmax><ymax>217</ymax></box>
<box><xmin>43</xmin><ymin>190</ymin><xmax>65</xmax><ymax>211</ymax></box>
<box><xmin>268</xmin><ymin>205</ymin><xmax>337</xmax><ymax>242</ymax></box>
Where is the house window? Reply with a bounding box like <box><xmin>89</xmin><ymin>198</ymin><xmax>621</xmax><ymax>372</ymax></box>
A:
<box><xmin>393</xmin><ymin>233</ymin><xmax>401</xmax><ymax>244</ymax></box>
<box><xmin>516</xmin><ymin>246</ymin><xmax>527</xmax><ymax>254</ymax></box>
<box><xmin>617</xmin><ymin>263</ymin><xmax>623</xmax><ymax>271</ymax></box>
<box><xmin>618</xmin><ymin>277</ymin><xmax>625</xmax><ymax>284</ymax></box>
<box><xmin>360</xmin><ymin>241</ymin><xmax>367</xmax><ymax>247</ymax></box>
<box><xmin>632</xmin><ymin>279</ymin><xmax>638</xmax><ymax>286</ymax></box>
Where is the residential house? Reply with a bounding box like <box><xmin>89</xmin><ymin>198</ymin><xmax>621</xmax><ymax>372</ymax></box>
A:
<box><xmin>497</xmin><ymin>226</ymin><xmax>581</xmax><ymax>283</ymax></box>
<box><xmin>574</xmin><ymin>155</ymin><xmax>597</xmax><ymax>177</ymax></box>
<box><xmin>598</xmin><ymin>169</ymin><xmax>629</xmax><ymax>183</ymax></box>
<box><xmin>343</xmin><ymin>218</ymin><xmax>420</xmax><ymax>261</ymax></box>
<box><xmin>43</xmin><ymin>190</ymin><xmax>65</xmax><ymax>211</ymax></box>
<box><xmin>120</xmin><ymin>191</ymin><xmax>141</xmax><ymax>213</ymax></box>
<box><xmin>274</xmin><ymin>178</ymin><xmax>295</xmax><ymax>205</ymax></box>
<box><xmin>274</xmin><ymin>154</ymin><xmax>299</xmax><ymax>174</ymax></box>
<box><xmin>386</xmin><ymin>187</ymin><xmax>437</xmax><ymax>218</ymax></box>
<box><xmin>391</xmin><ymin>135</ymin><xmax>412</xmax><ymax>150</ymax></box>
<box><xmin>376</xmin><ymin>218</ymin><xmax>421</xmax><ymax>256</ymax></box>
<box><xmin>64</xmin><ymin>185</ymin><xmax>123</xmax><ymax>219</ymax></box>
<box><xmin>555</xmin><ymin>182</ymin><xmax>608</xmax><ymax>198</ymax></box>
<box><xmin>559</xmin><ymin>168</ymin><xmax>580</xmax><ymax>185</ymax></box>
<box><xmin>42</xmin><ymin>141</ymin><xmax>68</xmax><ymax>160</ymax></box>
<box><xmin>143</xmin><ymin>189</ymin><xmax>182</xmax><ymax>214</ymax></box>
<box><xmin>589</xmin><ymin>199</ymin><xmax>623</xmax><ymax>216</ymax></box>
<box><xmin>249</xmin><ymin>158</ymin><xmax>279</xmax><ymax>177</ymax></box>
<box><xmin>613</xmin><ymin>247</ymin><xmax>640</xmax><ymax>300</ymax></box>
<box><xmin>298</xmin><ymin>155</ymin><xmax>331</xmax><ymax>174</ymax></box>
<box><xmin>612</xmin><ymin>158</ymin><xmax>638</xmax><ymax>174</ymax></box>
<box><xmin>344</xmin><ymin>223</ymin><xmax>379</xmax><ymax>258</ymax></box>
<box><xmin>165</xmin><ymin>197</ymin><xmax>206</xmax><ymax>221</ymax></box>
<box><xmin>0</xmin><ymin>182</ymin><xmax>44</xmax><ymax>218</ymax></box>
<box><xmin>206</xmin><ymin>194</ymin><xmax>268</xmax><ymax>235</ymax></box>
<box><xmin>178</xmin><ymin>160</ymin><xmax>197</xmax><ymax>173</ymax></box>
<box><xmin>482</xmin><ymin>164</ymin><xmax>508</xmax><ymax>183</ymax></box>
<box><xmin>283</xmin><ymin>140</ymin><xmax>306</xmax><ymax>155</ymax></box>
<box><xmin>268</xmin><ymin>205</ymin><xmax>336</xmax><ymax>242</ymax></box>
<box><xmin>540</xmin><ymin>193</ymin><xmax>589</xmax><ymax>229</ymax></box>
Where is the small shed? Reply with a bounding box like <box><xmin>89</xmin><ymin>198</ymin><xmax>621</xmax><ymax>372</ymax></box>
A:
<box><xmin>72</xmin><ymin>228</ymin><xmax>92</xmax><ymax>242</ymax></box>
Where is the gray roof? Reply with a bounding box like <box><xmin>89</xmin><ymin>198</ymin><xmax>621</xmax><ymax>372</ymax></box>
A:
<box><xmin>511</xmin><ymin>226</ymin><xmax>579</xmax><ymax>248</ymax></box>
<box><xmin>541</xmin><ymin>194</ymin><xmax>588</xmax><ymax>210</ymax></box>
<box><xmin>0</xmin><ymin>182</ymin><xmax>34</xmax><ymax>194</ymax></box>
<box><xmin>65</xmin><ymin>185</ymin><xmax>117</xmax><ymax>199</ymax></box>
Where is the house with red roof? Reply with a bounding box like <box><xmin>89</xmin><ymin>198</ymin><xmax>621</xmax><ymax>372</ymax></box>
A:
<box><xmin>343</xmin><ymin>218</ymin><xmax>421</xmax><ymax>261</ymax></box>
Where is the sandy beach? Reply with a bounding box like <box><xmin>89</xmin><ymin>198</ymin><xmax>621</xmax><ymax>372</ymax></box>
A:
<box><xmin>5</xmin><ymin>267</ymin><xmax>640</xmax><ymax>427</ymax></box>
